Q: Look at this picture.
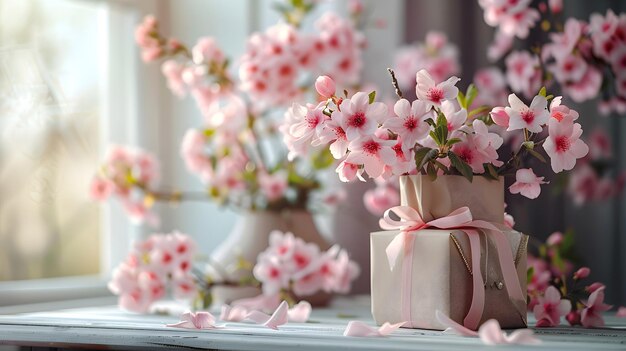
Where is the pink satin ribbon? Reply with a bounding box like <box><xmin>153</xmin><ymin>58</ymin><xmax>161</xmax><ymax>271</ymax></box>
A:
<box><xmin>380</xmin><ymin>206</ymin><xmax>524</xmax><ymax>331</ymax></box>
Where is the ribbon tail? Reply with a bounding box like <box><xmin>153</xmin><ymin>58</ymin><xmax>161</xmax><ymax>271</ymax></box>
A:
<box><xmin>463</xmin><ymin>229</ymin><xmax>485</xmax><ymax>331</ymax></box>
<box><xmin>385</xmin><ymin>232</ymin><xmax>406</xmax><ymax>271</ymax></box>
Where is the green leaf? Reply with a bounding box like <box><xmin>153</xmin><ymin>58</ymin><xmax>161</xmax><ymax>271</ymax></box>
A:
<box><xmin>457</xmin><ymin>90</ymin><xmax>467</xmax><ymax>109</ymax></box>
<box><xmin>484</xmin><ymin>163</ymin><xmax>499</xmax><ymax>180</ymax></box>
<box><xmin>448</xmin><ymin>151</ymin><xmax>474</xmax><ymax>182</ymax></box>
<box><xmin>465</xmin><ymin>84</ymin><xmax>478</xmax><ymax>108</ymax></box>
<box><xmin>538</xmin><ymin>86</ymin><xmax>547</xmax><ymax>97</ymax></box>
<box><xmin>368</xmin><ymin>91</ymin><xmax>376</xmax><ymax>104</ymax></box>
<box><xmin>414</xmin><ymin>147</ymin><xmax>438</xmax><ymax>170</ymax></box>
<box><xmin>427</xmin><ymin>162</ymin><xmax>437</xmax><ymax>181</ymax></box>
<box><xmin>446</xmin><ymin>137</ymin><xmax>461</xmax><ymax>147</ymax></box>
<box><xmin>436</xmin><ymin>110</ymin><xmax>448</xmax><ymax>128</ymax></box>
<box><xmin>526</xmin><ymin>266</ymin><xmax>535</xmax><ymax>285</ymax></box>
<box><xmin>527</xmin><ymin>148</ymin><xmax>547</xmax><ymax>163</ymax></box>
<box><xmin>425</xmin><ymin>117</ymin><xmax>436</xmax><ymax>127</ymax></box>
<box><xmin>429</xmin><ymin>130</ymin><xmax>442</xmax><ymax>146</ymax></box>
<box><xmin>433</xmin><ymin>160</ymin><xmax>449</xmax><ymax>173</ymax></box>
<box><xmin>435</xmin><ymin>124</ymin><xmax>448</xmax><ymax>146</ymax></box>
<box><xmin>311</xmin><ymin>148</ymin><xmax>335</xmax><ymax>170</ymax></box>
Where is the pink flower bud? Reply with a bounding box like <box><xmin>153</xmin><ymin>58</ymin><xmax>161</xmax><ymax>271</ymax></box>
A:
<box><xmin>547</xmin><ymin>232</ymin><xmax>564</xmax><ymax>246</ymax></box>
<box><xmin>586</xmin><ymin>282</ymin><xmax>605</xmax><ymax>293</ymax></box>
<box><xmin>315</xmin><ymin>75</ymin><xmax>336</xmax><ymax>98</ymax></box>
<box><xmin>535</xmin><ymin>318</ymin><xmax>553</xmax><ymax>328</ymax></box>
<box><xmin>566</xmin><ymin>311</ymin><xmax>581</xmax><ymax>326</ymax></box>
<box><xmin>490</xmin><ymin>107</ymin><xmax>510</xmax><ymax>128</ymax></box>
<box><xmin>574</xmin><ymin>267</ymin><xmax>590</xmax><ymax>280</ymax></box>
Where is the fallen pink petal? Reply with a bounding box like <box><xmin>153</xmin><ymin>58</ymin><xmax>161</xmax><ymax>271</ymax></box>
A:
<box><xmin>343</xmin><ymin>321</ymin><xmax>405</xmax><ymax>337</ymax></box>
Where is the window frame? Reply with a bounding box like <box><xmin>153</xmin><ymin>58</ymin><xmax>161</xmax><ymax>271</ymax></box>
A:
<box><xmin>0</xmin><ymin>0</ymin><xmax>162</xmax><ymax>307</ymax></box>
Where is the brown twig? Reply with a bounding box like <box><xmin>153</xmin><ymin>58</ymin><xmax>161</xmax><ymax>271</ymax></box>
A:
<box><xmin>387</xmin><ymin>68</ymin><xmax>404</xmax><ymax>99</ymax></box>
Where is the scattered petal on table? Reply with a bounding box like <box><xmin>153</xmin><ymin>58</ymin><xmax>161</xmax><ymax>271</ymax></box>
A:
<box><xmin>220</xmin><ymin>304</ymin><xmax>249</xmax><ymax>322</ymax></box>
<box><xmin>232</xmin><ymin>293</ymin><xmax>281</xmax><ymax>312</ymax></box>
<box><xmin>288</xmin><ymin>301</ymin><xmax>312</xmax><ymax>323</ymax></box>
<box><xmin>478</xmin><ymin>319</ymin><xmax>541</xmax><ymax>345</ymax></box>
<box><xmin>166</xmin><ymin>311</ymin><xmax>219</xmax><ymax>330</ymax></box>
<box><xmin>617</xmin><ymin>306</ymin><xmax>626</xmax><ymax>318</ymax></box>
<box><xmin>343</xmin><ymin>321</ymin><xmax>404</xmax><ymax>337</ymax></box>
<box><xmin>246</xmin><ymin>300</ymin><xmax>289</xmax><ymax>330</ymax></box>
<box><xmin>435</xmin><ymin>310</ymin><xmax>478</xmax><ymax>337</ymax></box>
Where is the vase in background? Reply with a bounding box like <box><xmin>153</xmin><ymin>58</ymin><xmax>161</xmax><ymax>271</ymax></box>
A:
<box><xmin>208</xmin><ymin>209</ymin><xmax>330</xmax><ymax>305</ymax></box>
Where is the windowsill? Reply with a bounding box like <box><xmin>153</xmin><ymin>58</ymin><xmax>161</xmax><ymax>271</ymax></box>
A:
<box><xmin>0</xmin><ymin>296</ymin><xmax>117</xmax><ymax>315</ymax></box>
<box><xmin>0</xmin><ymin>275</ymin><xmax>112</xmax><ymax>309</ymax></box>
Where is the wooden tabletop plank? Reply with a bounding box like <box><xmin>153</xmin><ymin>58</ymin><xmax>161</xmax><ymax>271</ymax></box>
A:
<box><xmin>0</xmin><ymin>297</ymin><xmax>624</xmax><ymax>351</ymax></box>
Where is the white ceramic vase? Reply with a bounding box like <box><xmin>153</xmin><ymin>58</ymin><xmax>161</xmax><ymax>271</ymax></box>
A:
<box><xmin>208</xmin><ymin>209</ymin><xmax>330</xmax><ymax>305</ymax></box>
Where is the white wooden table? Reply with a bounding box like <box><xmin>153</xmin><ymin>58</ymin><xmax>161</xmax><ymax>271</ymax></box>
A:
<box><xmin>0</xmin><ymin>296</ymin><xmax>625</xmax><ymax>350</ymax></box>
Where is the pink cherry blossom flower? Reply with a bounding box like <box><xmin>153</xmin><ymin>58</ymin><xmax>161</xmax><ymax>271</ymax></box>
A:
<box><xmin>548</xmin><ymin>0</ymin><xmax>563</xmax><ymax>13</ymax></box>
<box><xmin>161</xmin><ymin>60</ymin><xmax>186</xmax><ymax>98</ymax></box>
<box><xmin>533</xmin><ymin>286</ymin><xmax>571</xmax><ymax>327</ymax></box>
<box><xmin>581</xmin><ymin>287</ymin><xmax>613</xmax><ymax>328</ymax></box>
<box><xmin>192</xmin><ymin>37</ymin><xmax>225</xmax><ymax>65</ymax></box>
<box><xmin>363</xmin><ymin>185</ymin><xmax>400</xmax><ymax>216</ymax></box>
<box><xmin>415</xmin><ymin>69</ymin><xmax>460</xmax><ymax>108</ymax></box>
<box><xmin>317</xmin><ymin>117</ymin><xmax>350</xmax><ymax>159</ymax></box>
<box><xmin>549</xmin><ymin>96</ymin><xmax>579</xmax><ymax>124</ymax></box>
<box><xmin>315</xmin><ymin>75</ymin><xmax>336</xmax><ymax>98</ymax></box>
<box><xmin>549</xmin><ymin>55</ymin><xmax>588</xmax><ymax>83</ymax></box>
<box><xmin>505</xmin><ymin>94</ymin><xmax>549</xmax><ymax>133</ymax></box>
<box><xmin>167</xmin><ymin>311</ymin><xmax>219</xmax><ymax>330</ymax></box>
<box><xmin>292</xmin><ymin>271</ymin><xmax>324</xmax><ymax>296</ymax></box>
<box><xmin>90</xmin><ymin>177</ymin><xmax>113</xmax><ymax>201</ymax></box>
<box><xmin>488</xmin><ymin>30</ymin><xmax>514</xmax><ymax>62</ymax></box>
<box><xmin>490</xmin><ymin>107</ymin><xmax>510</xmax><ymax>128</ymax></box>
<box><xmin>259</xmin><ymin>171</ymin><xmax>288</xmax><ymax>202</ymax></box>
<box><xmin>452</xmin><ymin>120</ymin><xmax>503</xmax><ymax>173</ymax></box>
<box><xmin>473</xmin><ymin>67</ymin><xmax>508</xmax><ymax>107</ymax></box>
<box><xmin>562</xmin><ymin>67</ymin><xmax>603</xmax><ymax>103</ymax></box>
<box><xmin>332</xmin><ymin>249</ymin><xmax>360</xmax><ymax>294</ymax></box>
<box><xmin>383</xmin><ymin>99</ymin><xmax>432</xmax><ymax>147</ymax></box>
<box><xmin>281</xmin><ymin>103</ymin><xmax>325</xmax><ymax>161</ymax></box>
<box><xmin>544</xmin><ymin>118</ymin><xmax>589</xmax><ymax>173</ymax></box>
<box><xmin>509</xmin><ymin>168</ymin><xmax>548</xmax><ymax>199</ymax></box>
<box><xmin>345</xmin><ymin>134</ymin><xmax>396</xmax><ymax>179</ymax></box>
<box><xmin>253</xmin><ymin>256</ymin><xmax>289</xmax><ymax>296</ymax></box>
<box><xmin>336</xmin><ymin>161</ymin><xmax>363</xmax><ymax>182</ymax></box>
<box><xmin>543</xmin><ymin>18</ymin><xmax>582</xmax><ymax>62</ymax></box>
<box><xmin>441</xmin><ymin>100</ymin><xmax>467</xmax><ymax>134</ymax></box>
<box><xmin>586</xmin><ymin>282</ymin><xmax>606</xmax><ymax>293</ymax></box>
<box><xmin>547</xmin><ymin>232</ymin><xmax>564</xmax><ymax>246</ymax></box>
<box><xmin>505</xmin><ymin>51</ymin><xmax>541</xmax><ymax>99</ymax></box>
<box><xmin>566</xmin><ymin>310</ymin><xmax>581</xmax><ymax>326</ymax></box>
<box><xmin>567</xmin><ymin>163</ymin><xmax>598</xmax><ymax>205</ymax></box>
<box><xmin>574</xmin><ymin>267</ymin><xmax>591</xmax><ymax>280</ymax></box>
<box><xmin>393</xmin><ymin>31</ymin><xmax>460</xmax><ymax>89</ymax></box>
<box><xmin>334</xmin><ymin>92</ymin><xmax>388</xmax><ymax>141</ymax></box>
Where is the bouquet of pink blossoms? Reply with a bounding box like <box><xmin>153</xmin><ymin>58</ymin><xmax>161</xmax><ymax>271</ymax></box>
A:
<box><xmin>92</xmin><ymin>1</ymin><xmax>369</xmax><ymax>223</ymax></box>
<box><xmin>253</xmin><ymin>231</ymin><xmax>359</xmax><ymax>299</ymax></box>
<box><xmin>108</xmin><ymin>232</ymin><xmax>197</xmax><ymax>313</ymax></box>
<box><xmin>283</xmin><ymin>69</ymin><xmax>589</xmax><ymax>199</ymax></box>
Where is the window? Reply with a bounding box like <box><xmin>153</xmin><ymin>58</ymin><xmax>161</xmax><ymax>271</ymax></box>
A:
<box><xmin>0</xmin><ymin>0</ymin><xmax>151</xmax><ymax>305</ymax></box>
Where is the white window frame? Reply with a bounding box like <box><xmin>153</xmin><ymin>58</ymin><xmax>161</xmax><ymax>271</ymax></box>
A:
<box><xmin>0</xmin><ymin>0</ymin><xmax>162</xmax><ymax>308</ymax></box>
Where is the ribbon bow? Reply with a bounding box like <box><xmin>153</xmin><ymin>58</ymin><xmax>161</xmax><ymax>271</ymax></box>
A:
<box><xmin>379</xmin><ymin>206</ymin><xmax>524</xmax><ymax>330</ymax></box>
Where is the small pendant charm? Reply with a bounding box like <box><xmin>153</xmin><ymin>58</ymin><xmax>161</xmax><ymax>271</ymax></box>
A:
<box><xmin>496</xmin><ymin>281</ymin><xmax>504</xmax><ymax>290</ymax></box>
